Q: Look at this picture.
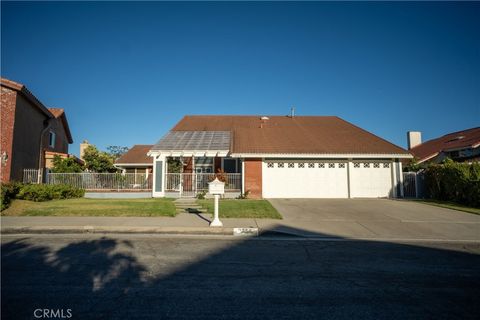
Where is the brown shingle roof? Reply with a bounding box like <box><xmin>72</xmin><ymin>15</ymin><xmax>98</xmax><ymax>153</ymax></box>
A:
<box><xmin>115</xmin><ymin>145</ymin><xmax>153</xmax><ymax>165</ymax></box>
<box><xmin>1</xmin><ymin>78</ymin><xmax>74</xmax><ymax>144</ymax></box>
<box><xmin>48</xmin><ymin>108</ymin><xmax>73</xmax><ymax>144</ymax></box>
<box><xmin>1</xmin><ymin>77</ymin><xmax>54</xmax><ymax>119</ymax></box>
<box><xmin>171</xmin><ymin>115</ymin><xmax>409</xmax><ymax>155</ymax></box>
<box><xmin>410</xmin><ymin>127</ymin><xmax>480</xmax><ymax>162</ymax></box>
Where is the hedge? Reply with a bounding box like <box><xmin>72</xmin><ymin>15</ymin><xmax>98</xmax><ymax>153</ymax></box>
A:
<box><xmin>1</xmin><ymin>183</ymin><xmax>85</xmax><ymax>210</ymax></box>
<box><xmin>424</xmin><ymin>159</ymin><xmax>480</xmax><ymax>208</ymax></box>
<box><xmin>1</xmin><ymin>182</ymin><xmax>23</xmax><ymax>211</ymax></box>
<box><xmin>17</xmin><ymin>184</ymin><xmax>85</xmax><ymax>202</ymax></box>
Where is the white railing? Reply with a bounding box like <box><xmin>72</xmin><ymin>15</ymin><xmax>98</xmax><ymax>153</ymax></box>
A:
<box><xmin>23</xmin><ymin>169</ymin><xmax>40</xmax><ymax>184</ymax></box>
<box><xmin>165</xmin><ymin>173</ymin><xmax>242</xmax><ymax>194</ymax></box>
<box><xmin>403</xmin><ymin>171</ymin><xmax>425</xmax><ymax>198</ymax></box>
<box><xmin>46</xmin><ymin>173</ymin><xmax>152</xmax><ymax>190</ymax></box>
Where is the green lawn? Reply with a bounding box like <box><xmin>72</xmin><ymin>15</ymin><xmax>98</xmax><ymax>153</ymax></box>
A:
<box><xmin>197</xmin><ymin>199</ymin><xmax>282</xmax><ymax>219</ymax></box>
<box><xmin>1</xmin><ymin>198</ymin><xmax>176</xmax><ymax>217</ymax></box>
<box><xmin>412</xmin><ymin>199</ymin><xmax>480</xmax><ymax>215</ymax></box>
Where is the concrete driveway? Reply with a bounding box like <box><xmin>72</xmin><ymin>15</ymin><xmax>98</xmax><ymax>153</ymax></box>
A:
<box><xmin>259</xmin><ymin>199</ymin><xmax>480</xmax><ymax>240</ymax></box>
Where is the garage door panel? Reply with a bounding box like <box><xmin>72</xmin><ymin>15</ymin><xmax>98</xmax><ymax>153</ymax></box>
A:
<box><xmin>263</xmin><ymin>161</ymin><xmax>348</xmax><ymax>198</ymax></box>
<box><xmin>350</xmin><ymin>162</ymin><xmax>392</xmax><ymax>198</ymax></box>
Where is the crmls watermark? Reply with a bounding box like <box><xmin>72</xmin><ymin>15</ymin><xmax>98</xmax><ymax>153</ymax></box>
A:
<box><xmin>34</xmin><ymin>309</ymin><xmax>72</xmax><ymax>319</ymax></box>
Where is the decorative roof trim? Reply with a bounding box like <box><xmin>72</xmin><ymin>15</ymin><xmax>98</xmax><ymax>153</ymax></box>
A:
<box><xmin>230</xmin><ymin>153</ymin><xmax>413</xmax><ymax>159</ymax></box>
<box><xmin>148</xmin><ymin>150</ymin><xmax>229</xmax><ymax>157</ymax></box>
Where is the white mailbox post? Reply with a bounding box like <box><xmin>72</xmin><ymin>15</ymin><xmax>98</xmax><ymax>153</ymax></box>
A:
<box><xmin>208</xmin><ymin>177</ymin><xmax>225</xmax><ymax>227</ymax></box>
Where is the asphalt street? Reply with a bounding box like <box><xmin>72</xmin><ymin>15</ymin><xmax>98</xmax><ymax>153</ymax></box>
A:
<box><xmin>1</xmin><ymin>234</ymin><xmax>479</xmax><ymax>320</ymax></box>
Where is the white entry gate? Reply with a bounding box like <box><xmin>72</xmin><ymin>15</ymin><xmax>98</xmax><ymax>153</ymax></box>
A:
<box><xmin>165</xmin><ymin>173</ymin><xmax>241</xmax><ymax>197</ymax></box>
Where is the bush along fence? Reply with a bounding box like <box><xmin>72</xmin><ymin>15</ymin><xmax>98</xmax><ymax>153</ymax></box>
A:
<box><xmin>23</xmin><ymin>170</ymin><xmax>153</xmax><ymax>191</ymax></box>
<box><xmin>423</xmin><ymin>160</ymin><xmax>480</xmax><ymax>208</ymax></box>
<box><xmin>1</xmin><ymin>182</ymin><xmax>85</xmax><ymax>210</ymax></box>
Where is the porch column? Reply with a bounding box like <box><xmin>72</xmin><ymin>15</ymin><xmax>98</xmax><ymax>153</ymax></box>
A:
<box><xmin>152</xmin><ymin>154</ymin><xmax>166</xmax><ymax>198</ymax></box>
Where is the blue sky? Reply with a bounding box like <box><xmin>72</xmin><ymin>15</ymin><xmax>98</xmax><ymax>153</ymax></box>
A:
<box><xmin>2</xmin><ymin>1</ymin><xmax>479</xmax><ymax>156</ymax></box>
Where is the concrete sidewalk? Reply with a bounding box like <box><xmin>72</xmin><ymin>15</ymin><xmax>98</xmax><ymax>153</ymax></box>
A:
<box><xmin>0</xmin><ymin>212</ymin><xmax>262</xmax><ymax>236</ymax></box>
<box><xmin>2</xmin><ymin>199</ymin><xmax>479</xmax><ymax>240</ymax></box>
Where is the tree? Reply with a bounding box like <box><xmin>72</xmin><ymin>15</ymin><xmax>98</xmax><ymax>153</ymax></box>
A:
<box><xmin>51</xmin><ymin>155</ymin><xmax>83</xmax><ymax>173</ymax></box>
<box><xmin>167</xmin><ymin>158</ymin><xmax>182</xmax><ymax>173</ymax></box>
<box><xmin>82</xmin><ymin>145</ymin><xmax>117</xmax><ymax>173</ymax></box>
<box><xmin>106</xmin><ymin>146</ymin><xmax>129</xmax><ymax>160</ymax></box>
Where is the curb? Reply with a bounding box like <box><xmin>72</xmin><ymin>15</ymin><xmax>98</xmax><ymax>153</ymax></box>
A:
<box><xmin>1</xmin><ymin>226</ymin><xmax>237</xmax><ymax>236</ymax></box>
<box><xmin>1</xmin><ymin>226</ymin><xmax>262</xmax><ymax>236</ymax></box>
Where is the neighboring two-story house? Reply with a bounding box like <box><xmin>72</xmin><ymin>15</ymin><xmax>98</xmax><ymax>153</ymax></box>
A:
<box><xmin>407</xmin><ymin>128</ymin><xmax>480</xmax><ymax>164</ymax></box>
<box><xmin>0</xmin><ymin>77</ymin><xmax>76</xmax><ymax>182</ymax></box>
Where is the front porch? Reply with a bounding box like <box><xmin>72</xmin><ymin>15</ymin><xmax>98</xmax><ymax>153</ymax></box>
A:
<box><xmin>165</xmin><ymin>172</ymin><xmax>242</xmax><ymax>198</ymax></box>
<box><xmin>164</xmin><ymin>156</ymin><xmax>242</xmax><ymax>198</ymax></box>
<box><xmin>149</xmin><ymin>130</ymin><xmax>242</xmax><ymax>198</ymax></box>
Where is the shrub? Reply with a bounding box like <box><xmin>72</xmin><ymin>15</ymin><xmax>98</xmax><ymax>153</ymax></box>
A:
<box><xmin>196</xmin><ymin>191</ymin><xmax>207</xmax><ymax>200</ymax></box>
<box><xmin>17</xmin><ymin>184</ymin><xmax>85</xmax><ymax>202</ymax></box>
<box><xmin>1</xmin><ymin>182</ymin><xmax>24</xmax><ymax>211</ymax></box>
<box><xmin>236</xmin><ymin>190</ymin><xmax>250</xmax><ymax>200</ymax></box>
<box><xmin>424</xmin><ymin>159</ymin><xmax>480</xmax><ymax>208</ymax></box>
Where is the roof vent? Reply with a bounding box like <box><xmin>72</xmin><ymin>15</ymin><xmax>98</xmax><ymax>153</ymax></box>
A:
<box><xmin>260</xmin><ymin>116</ymin><xmax>269</xmax><ymax>120</ymax></box>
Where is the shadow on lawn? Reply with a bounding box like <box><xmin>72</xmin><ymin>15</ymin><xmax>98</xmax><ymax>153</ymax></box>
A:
<box><xmin>2</xmin><ymin>227</ymin><xmax>480</xmax><ymax>319</ymax></box>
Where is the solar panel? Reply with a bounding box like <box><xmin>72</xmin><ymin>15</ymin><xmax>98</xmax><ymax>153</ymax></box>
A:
<box><xmin>151</xmin><ymin>131</ymin><xmax>231</xmax><ymax>151</ymax></box>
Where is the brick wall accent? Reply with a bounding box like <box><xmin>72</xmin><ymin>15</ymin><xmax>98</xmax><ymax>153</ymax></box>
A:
<box><xmin>244</xmin><ymin>158</ymin><xmax>263</xmax><ymax>199</ymax></box>
<box><xmin>0</xmin><ymin>87</ymin><xmax>17</xmax><ymax>182</ymax></box>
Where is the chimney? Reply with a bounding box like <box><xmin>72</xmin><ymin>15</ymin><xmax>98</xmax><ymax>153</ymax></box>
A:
<box><xmin>79</xmin><ymin>140</ymin><xmax>90</xmax><ymax>160</ymax></box>
<box><xmin>407</xmin><ymin>131</ymin><xmax>422</xmax><ymax>149</ymax></box>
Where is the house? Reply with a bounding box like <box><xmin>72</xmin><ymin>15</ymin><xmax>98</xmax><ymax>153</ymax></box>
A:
<box><xmin>407</xmin><ymin>128</ymin><xmax>480</xmax><ymax>164</ymax></box>
<box><xmin>114</xmin><ymin>145</ymin><xmax>153</xmax><ymax>175</ymax></box>
<box><xmin>147</xmin><ymin>115</ymin><xmax>412</xmax><ymax>199</ymax></box>
<box><xmin>0</xmin><ymin>77</ymin><xmax>75</xmax><ymax>182</ymax></box>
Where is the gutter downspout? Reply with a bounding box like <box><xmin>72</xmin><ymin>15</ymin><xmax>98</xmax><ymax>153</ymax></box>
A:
<box><xmin>37</xmin><ymin>119</ymin><xmax>52</xmax><ymax>183</ymax></box>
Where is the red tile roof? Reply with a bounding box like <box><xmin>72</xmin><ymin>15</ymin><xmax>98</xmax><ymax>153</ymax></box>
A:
<box><xmin>409</xmin><ymin>127</ymin><xmax>480</xmax><ymax>162</ymax></box>
<box><xmin>170</xmin><ymin>115</ymin><xmax>410</xmax><ymax>155</ymax></box>
<box><xmin>115</xmin><ymin>145</ymin><xmax>153</xmax><ymax>165</ymax></box>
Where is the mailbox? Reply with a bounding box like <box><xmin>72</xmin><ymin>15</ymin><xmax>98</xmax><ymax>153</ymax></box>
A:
<box><xmin>208</xmin><ymin>177</ymin><xmax>225</xmax><ymax>195</ymax></box>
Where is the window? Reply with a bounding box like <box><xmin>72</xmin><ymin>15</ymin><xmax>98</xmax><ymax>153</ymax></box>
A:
<box><xmin>308</xmin><ymin>163</ymin><xmax>315</xmax><ymax>168</ymax></box>
<box><xmin>328</xmin><ymin>163</ymin><xmax>335</xmax><ymax>168</ymax></box>
<box><xmin>48</xmin><ymin>131</ymin><xmax>56</xmax><ymax>148</ymax></box>
<box><xmin>288</xmin><ymin>162</ymin><xmax>294</xmax><ymax>168</ymax></box>
<box><xmin>363</xmin><ymin>163</ymin><xmax>370</xmax><ymax>168</ymax></box>
<box><xmin>373</xmin><ymin>163</ymin><xmax>380</xmax><ymax>168</ymax></box>
<box><xmin>383</xmin><ymin>163</ymin><xmax>390</xmax><ymax>168</ymax></box>
<box><xmin>339</xmin><ymin>163</ymin><xmax>345</xmax><ymax>168</ymax></box>
<box><xmin>319</xmin><ymin>163</ymin><xmax>325</xmax><ymax>168</ymax></box>
<box><xmin>354</xmin><ymin>163</ymin><xmax>360</xmax><ymax>168</ymax></box>
<box><xmin>223</xmin><ymin>158</ymin><xmax>238</xmax><ymax>173</ymax></box>
<box><xmin>298</xmin><ymin>163</ymin><xmax>305</xmax><ymax>168</ymax></box>
<box><xmin>267</xmin><ymin>162</ymin><xmax>274</xmax><ymax>168</ymax></box>
<box><xmin>278</xmin><ymin>162</ymin><xmax>284</xmax><ymax>168</ymax></box>
<box><xmin>194</xmin><ymin>157</ymin><xmax>213</xmax><ymax>173</ymax></box>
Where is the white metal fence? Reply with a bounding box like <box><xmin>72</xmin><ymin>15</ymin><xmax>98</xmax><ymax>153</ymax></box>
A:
<box><xmin>23</xmin><ymin>169</ymin><xmax>40</xmax><ymax>184</ymax></box>
<box><xmin>403</xmin><ymin>171</ymin><xmax>425</xmax><ymax>198</ymax></box>
<box><xmin>22</xmin><ymin>170</ymin><xmax>241</xmax><ymax>194</ymax></box>
<box><xmin>166</xmin><ymin>173</ymin><xmax>241</xmax><ymax>196</ymax></box>
<box><xmin>45</xmin><ymin>172</ymin><xmax>153</xmax><ymax>190</ymax></box>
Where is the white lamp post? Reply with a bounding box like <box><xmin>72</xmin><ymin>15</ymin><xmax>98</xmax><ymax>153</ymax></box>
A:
<box><xmin>208</xmin><ymin>177</ymin><xmax>225</xmax><ymax>227</ymax></box>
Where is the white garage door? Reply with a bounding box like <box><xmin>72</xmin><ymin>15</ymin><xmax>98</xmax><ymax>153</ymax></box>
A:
<box><xmin>262</xmin><ymin>161</ymin><xmax>348</xmax><ymax>198</ymax></box>
<box><xmin>350</xmin><ymin>161</ymin><xmax>393</xmax><ymax>198</ymax></box>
